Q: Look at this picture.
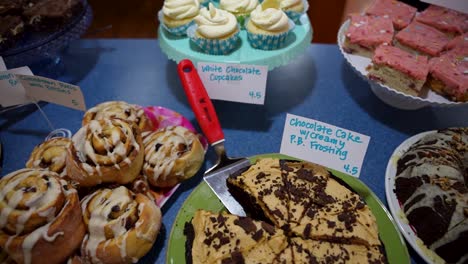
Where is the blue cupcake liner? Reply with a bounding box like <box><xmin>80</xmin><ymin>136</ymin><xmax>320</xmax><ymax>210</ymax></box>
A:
<box><xmin>158</xmin><ymin>10</ymin><xmax>194</xmax><ymax>37</ymax></box>
<box><xmin>285</xmin><ymin>10</ymin><xmax>303</xmax><ymax>24</ymax></box>
<box><xmin>284</xmin><ymin>0</ymin><xmax>309</xmax><ymax>24</ymax></box>
<box><xmin>187</xmin><ymin>24</ymin><xmax>240</xmax><ymax>55</ymax></box>
<box><xmin>162</xmin><ymin>21</ymin><xmax>194</xmax><ymax>37</ymax></box>
<box><xmin>247</xmin><ymin>19</ymin><xmax>295</xmax><ymax>50</ymax></box>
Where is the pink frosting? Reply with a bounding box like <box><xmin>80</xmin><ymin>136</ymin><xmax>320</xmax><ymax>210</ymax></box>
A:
<box><xmin>445</xmin><ymin>32</ymin><xmax>468</xmax><ymax>51</ymax></box>
<box><xmin>346</xmin><ymin>14</ymin><xmax>394</xmax><ymax>48</ymax></box>
<box><xmin>373</xmin><ymin>45</ymin><xmax>429</xmax><ymax>80</ymax></box>
<box><xmin>365</xmin><ymin>0</ymin><xmax>417</xmax><ymax>30</ymax></box>
<box><xmin>416</xmin><ymin>5</ymin><xmax>468</xmax><ymax>34</ymax></box>
<box><xmin>395</xmin><ymin>21</ymin><xmax>450</xmax><ymax>56</ymax></box>
<box><xmin>429</xmin><ymin>49</ymin><xmax>468</xmax><ymax>97</ymax></box>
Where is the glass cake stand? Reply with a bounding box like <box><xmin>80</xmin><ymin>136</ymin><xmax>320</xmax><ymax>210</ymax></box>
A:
<box><xmin>1</xmin><ymin>0</ymin><xmax>93</xmax><ymax>78</ymax></box>
<box><xmin>158</xmin><ymin>14</ymin><xmax>313</xmax><ymax>71</ymax></box>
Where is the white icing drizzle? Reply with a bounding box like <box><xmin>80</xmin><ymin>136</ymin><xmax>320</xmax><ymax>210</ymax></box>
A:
<box><xmin>73</xmin><ymin>118</ymin><xmax>141</xmax><ymax>180</ymax></box>
<box><xmin>143</xmin><ymin>126</ymin><xmax>194</xmax><ymax>183</ymax></box>
<box><xmin>87</xmin><ymin>101</ymin><xmax>141</xmax><ymax>123</ymax></box>
<box><xmin>0</xmin><ymin>169</ymin><xmax>71</xmax><ymax>264</ymax></box>
<box><xmin>82</xmin><ymin>187</ymin><xmax>135</xmax><ymax>263</ymax></box>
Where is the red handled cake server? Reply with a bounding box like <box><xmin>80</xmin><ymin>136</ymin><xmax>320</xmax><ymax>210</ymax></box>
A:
<box><xmin>178</xmin><ymin>59</ymin><xmax>249</xmax><ymax>216</ymax></box>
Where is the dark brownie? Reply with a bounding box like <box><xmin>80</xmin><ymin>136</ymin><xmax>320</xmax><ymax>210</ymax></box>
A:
<box><xmin>23</xmin><ymin>0</ymin><xmax>84</xmax><ymax>32</ymax></box>
<box><xmin>0</xmin><ymin>15</ymin><xmax>25</xmax><ymax>51</ymax></box>
<box><xmin>0</xmin><ymin>0</ymin><xmax>24</xmax><ymax>16</ymax></box>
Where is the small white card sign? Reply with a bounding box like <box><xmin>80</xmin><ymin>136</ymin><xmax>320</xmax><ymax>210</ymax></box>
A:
<box><xmin>197</xmin><ymin>62</ymin><xmax>268</xmax><ymax>105</ymax></box>
<box><xmin>16</xmin><ymin>74</ymin><xmax>86</xmax><ymax>111</ymax></box>
<box><xmin>0</xmin><ymin>67</ymin><xmax>34</xmax><ymax>107</ymax></box>
<box><xmin>280</xmin><ymin>113</ymin><xmax>370</xmax><ymax>177</ymax></box>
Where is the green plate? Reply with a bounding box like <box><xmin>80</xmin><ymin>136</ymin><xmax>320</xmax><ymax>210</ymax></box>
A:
<box><xmin>167</xmin><ymin>154</ymin><xmax>410</xmax><ymax>264</ymax></box>
<box><xmin>158</xmin><ymin>15</ymin><xmax>313</xmax><ymax>71</ymax></box>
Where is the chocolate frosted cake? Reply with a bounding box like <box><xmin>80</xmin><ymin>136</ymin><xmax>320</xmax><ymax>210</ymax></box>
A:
<box><xmin>185</xmin><ymin>158</ymin><xmax>387</xmax><ymax>264</ymax></box>
<box><xmin>184</xmin><ymin>210</ymin><xmax>288</xmax><ymax>264</ymax></box>
<box><xmin>185</xmin><ymin>210</ymin><xmax>386</xmax><ymax>264</ymax></box>
<box><xmin>395</xmin><ymin>128</ymin><xmax>468</xmax><ymax>263</ymax></box>
<box><xmin>228</xmin><ymin>158</ymin><xmax>381</xmax><ymax>247</ymax></box>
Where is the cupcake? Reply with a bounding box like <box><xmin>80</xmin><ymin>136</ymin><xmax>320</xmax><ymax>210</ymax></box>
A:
<box><xmin>161</xmin><ymin>0</ymin><xmax>200</xmax><ymax>36</ymax></box>
<box><xmin>219</xmin><ymin>0</ymin><xmax>259</xmax><ymax>26</ymax></box>
<box><xmin>279</xmin><ymin>0</ymin><xmax>307</xmax><ymax>23</ymax></box>
<box><xmin>246</xmin><ymin>3</ymin><xmax>293</xmax><ymax>50</ymax></box>
<box><xmin>188</xmin><ymin>3</ymin><xmax>240</xmax><ymax>55</ymax></box>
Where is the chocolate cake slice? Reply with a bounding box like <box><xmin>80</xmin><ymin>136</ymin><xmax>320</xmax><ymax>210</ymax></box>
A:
<box><xmin>227</xmin><ymin>158</ymin><xmax>381</xmax><ymax>247</ymax></box>
<box><xmin>184</xmin><ymin>209</ymin><xmax>288</xmax><ymax>264</ymax></box>
<box><xmin>228</xmin><ymin>158</ymin><xmax>293</xmax><ymax>231</ymax></box>
<box><xmin>0</xmin><ymin>15</ymin><xmax>24</xmax><ymax>51</ymax></box>
<box><xmin>287</xmin><ymin>164</ymin><xmax>381</xmax><ymax>246</ymax></box>
<box><xmin>23</xmin><ymin>0</ymin><xmax>84</xmax><ymax>32</ymax></box>
<box><xmin>290</xmin><ymin>238</ymin><xmax>387</xmax><ymax>264</ymax></box>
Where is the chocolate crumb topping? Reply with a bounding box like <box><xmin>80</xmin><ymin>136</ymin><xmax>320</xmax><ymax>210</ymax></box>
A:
<box><xmin>234</xmin><ymin>217</ymin><xmax>257</xmax><ymax>234</ymax></box>
<box><xmin>261</xmin><ymin>222</ymin><xmax>275</xmax><ymax>235</ymax></box>
<box><xmin>303</xmin><ymin>223</ymin><xmax>312</xmax><ymax>237</ymax></box>
<box><xmin>252</xmin><ymin>230</ymin><xmax>264</xmax><ymax>241</ymax></box>
<box><xmin>221</xmin><ymin>251</ymin><xmax>245</xmax><ymax>264</ymax></box>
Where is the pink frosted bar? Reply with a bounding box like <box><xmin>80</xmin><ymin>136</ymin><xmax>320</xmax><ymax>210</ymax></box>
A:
<box><xmin>365</xmin><ymin>0</ymin><xmax>417</xmax><ymax>30</ymax></box>
<box><xmin>416</xmin><ymin>5</ymin><xmax>468</xmax><ymax>35</ymax></box>
<box><xmin>445</xmin><ymin>32</ymin><xmax>468</xmax><ymax>51</ymax></box>
<box><xmin>429</xmin><ymin>49</ymin><xmax>468</xmax><ymax>99</ymax></box>
<box><xmin>373</xmin><ymin>44</ymin><xmax>429</xmax><ymax>80</ymax></box>
<box><xmin>395</xmin><ymin>21</ymin><xmax>450</xmax><ymax>56</ymax></box>
<box><xmin>346</xmin><ymin>14</ymin><xmax>394</xmax><ymax>48</ymax></box>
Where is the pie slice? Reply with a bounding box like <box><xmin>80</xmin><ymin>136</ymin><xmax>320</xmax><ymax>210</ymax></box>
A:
<box><xmin>184</xmin><ymin>209</ymin><xmax>288</xmax><ymax>264</ymax></box>
<box><xmin>227</xmin><ymin>158</ymin><xmax>293</xmax><ymax>231</ymax></box>
<box><xmin>228</xmin><ymin>158</ymin><xmax>381</xmax><ymax>246</ymax></box>
<box><xmin>290</xmin><ymin>237</ymin><xmax>386</xmax><ymax>264</ymax></box>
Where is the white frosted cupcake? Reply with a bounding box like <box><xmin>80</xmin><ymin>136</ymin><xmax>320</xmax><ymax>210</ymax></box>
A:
<box><xmin>188</xmin><ymin>3</ymin><xmax>240</xmax><ymax>55</ymax></box>
<box><xmin>246</xmin><ymin>4</ymin><xmax>294</xmax><ymax>50</ymax></box>
<box><xmin>219</xmin><ymin>0</ymin><xmax>259</xmax><ymax>26</ymax></box>
<box><xmin>161</xmin><ymin>0</ymin><xmax>200</xmax><ymax>36</ymax></box>
<box><xmin>279</xmin><ymin>0</ymin><xmax>307</xmax><ymax>23</ymax></box>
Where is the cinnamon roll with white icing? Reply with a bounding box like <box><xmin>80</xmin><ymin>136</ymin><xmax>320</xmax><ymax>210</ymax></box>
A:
<box><xmin>66</xmin><ymin>118</ymin><xmax>144</xmax><ymax>187</ymax></box>
<box><xmin>26</xmin><ymin>137</ymin><xmax>71</xmax><ymax>177</ymax></box>
<box><xmin>80</xmin><ymin>186</ymin><xmax>162</xmax><ymax>264</ymax></box>
<box><xmin>142</xmin><ymin>126</ymin><xmax>205</xmax><ymax>188</ymax></box>
<box><xmin>82</xmin><ymin>101</ymin><xmax>153</xmax><ymax>133</ymax></box>
<box><xmin>0</xmin><ymin>168</ymin><xmax>85</xmax><ymax>264</ymax></box>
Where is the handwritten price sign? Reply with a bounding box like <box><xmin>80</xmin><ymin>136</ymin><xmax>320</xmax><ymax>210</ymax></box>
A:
<box><xmin>197</xmin><ymin>62</ymin><xmax>268</xmax><ymax>105</ymax></box>
<box><xmin>280</xmin><ymin>114</ymin><xmax>370</xmax><ymax>177</ymax></box>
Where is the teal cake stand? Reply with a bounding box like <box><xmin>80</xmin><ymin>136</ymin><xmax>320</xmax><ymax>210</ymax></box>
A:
<box><xmin>158</xmin><ymin>14</ymin><xmax>313</xmax><ymax>70</ymax></box>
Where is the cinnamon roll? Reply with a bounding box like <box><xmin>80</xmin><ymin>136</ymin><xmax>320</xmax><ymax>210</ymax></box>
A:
<box><xmin>142</xmin><ymin>126</ymin><xmax>205</xmax><ymax>188</ymax></box>
<box><xmin>80</xmin><ymin>186</ymin><xmax>162</xmax><ymax>264</ymax></box>
<box><xmin>129</xmin><ymin>174</ymin><xmax>159</xmax><ymax>205</ymax></box>
<box><xmin>82</xmin><ymin>101</ymin><xmax>153</xmax><ymax>133</ymax></box>
<box><xmin>26</xmin><ymin>137</ymin><xmax>71</xmax><ymax>177</ymax></box>
<box><xmin>66</xmin><ymin>118</ymin><xmax>144</xmax><ymax>187</ymax></box>
<box><xmin>0</xmin><ymin>168</ymin><xmax>85</xmax><ymax>264</ymax></box>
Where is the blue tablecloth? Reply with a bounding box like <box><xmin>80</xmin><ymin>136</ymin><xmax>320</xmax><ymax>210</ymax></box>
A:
<box><xmin>1</xmin><ymin>39</ymin><xmax>467</xmax><ymax>264</ymax></box>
